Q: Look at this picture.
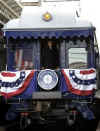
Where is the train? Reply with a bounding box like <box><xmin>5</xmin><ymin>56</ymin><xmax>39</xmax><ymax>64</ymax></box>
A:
<box><xmin>0</xmin><ymin>0</ymin><xmax>100</xmax><ymax>130</ymax></box>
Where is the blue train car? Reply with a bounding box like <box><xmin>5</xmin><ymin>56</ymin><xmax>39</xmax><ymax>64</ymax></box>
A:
<box><xmin>0</xmin><ymin>0</ymin><xmax>100</xmax><ymax>130</ymax></box>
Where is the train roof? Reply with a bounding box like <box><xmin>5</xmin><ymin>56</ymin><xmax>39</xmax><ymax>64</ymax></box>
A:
<box><xmin>3</xmin><ymin>2</ymin><xmax>93</xmax><ymax>31</ymax></box>
<box><xmin>3</xmin><ymin>1</ymin><xmax>95</xmax><ymax>39</ymax></box>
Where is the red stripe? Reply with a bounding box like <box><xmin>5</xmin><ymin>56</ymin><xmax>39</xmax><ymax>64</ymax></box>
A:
<box><xmin>62</xmin><ymin>70</ymin><xmax>93</xmax><ymax>96</ymax></box>
<box><xmin>15</xmin><ymin>50</ymin><xmax>19</xmax><ymax>65</ymax></box>
<box><xmin>1</xmin><ymin>70</ymin><xmax>35</xmax><ymax>98</ymax></box>
<box><xmin>20</xmin><ymin>60</ymin><xmax>25</xmax><ymax>70</ymax></box>
<box><xmin>1</xmin><ymin>72</ymin><xmax>16</xmax><ymax>77</ymax></box>
<box><xmin>80</xmin><ymin>69</ymin><xmax>95</xmax><ymax>75</ymax></box>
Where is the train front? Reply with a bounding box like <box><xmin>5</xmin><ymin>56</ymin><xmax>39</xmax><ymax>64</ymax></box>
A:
<box><xmin>1</xmin><ymin>1</ymin><xmax>100</xmax><ymax>129</ymax></box>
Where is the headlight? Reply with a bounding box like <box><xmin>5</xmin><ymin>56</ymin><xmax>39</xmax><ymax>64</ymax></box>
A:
<box><xmin>37</xmin><ymin>69</ymin><xmax>58</xmax><ymax>90</ymax></box>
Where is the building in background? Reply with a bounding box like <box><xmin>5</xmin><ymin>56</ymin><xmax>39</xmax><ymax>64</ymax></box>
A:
<box><xmin>0</xmin><ymin>0</ymin><xmax>22</xmax><ymax>70</ymax></box>
<box><xmin>0</xmin><ymin>0</ymin><xmax>22</xmax><ymax>28</ymax></box>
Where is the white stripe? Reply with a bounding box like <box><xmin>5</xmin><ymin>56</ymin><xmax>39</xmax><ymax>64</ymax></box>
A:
<box><xmin>29</xmin><ymin>61</ymin><xmax>33</xmax><ymax>68</ymax></box>
<box><xmin>24</xmin><ymin>61</ymin><xmax>29</xmax><ymax>69</ymax></box>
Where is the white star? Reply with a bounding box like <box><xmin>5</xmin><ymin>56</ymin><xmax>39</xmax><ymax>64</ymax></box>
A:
<box><xmin>72</xmin><ymin>75</ymin><xmax>75</xmax><ymax>79</ymax></box>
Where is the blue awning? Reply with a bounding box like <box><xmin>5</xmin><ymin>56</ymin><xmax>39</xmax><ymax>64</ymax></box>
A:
<box><xmin>5</xmin><ymin>28</ymin><xmax>94</xmax><ymax>39</ymax></box>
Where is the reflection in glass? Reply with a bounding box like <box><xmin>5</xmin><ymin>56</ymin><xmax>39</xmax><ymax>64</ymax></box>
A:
<box><xmin>69</xmin><ymin>48</ymin><xmax>87</xmax><ymax>69</ymax></box>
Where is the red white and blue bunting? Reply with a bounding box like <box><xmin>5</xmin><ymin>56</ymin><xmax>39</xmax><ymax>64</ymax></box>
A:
<box><xmin>0</xmin><ymin>68</ymin><xmax>97</xmax><ymax>98</ymax></box>
<box><xmin>0</xmin><ymin>70</ymin><xmax>34</xmax><ymax>98</ymax></box>
<box><xmin>62</xmin><ymin>68</ymin><xmax>96</xmax><ymax>96</ymax></box>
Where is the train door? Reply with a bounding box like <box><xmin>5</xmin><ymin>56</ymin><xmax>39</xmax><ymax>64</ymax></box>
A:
<box><xmin>40</xmin><ymin>39</ymin><xmax>60</xmax><ymax>69</ymax></box>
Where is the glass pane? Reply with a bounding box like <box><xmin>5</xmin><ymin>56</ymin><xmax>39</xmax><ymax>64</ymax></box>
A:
<box><xmin>69</xmin><ymin>48</ymin><xmax>87</xmax><ymax>69</ymax></box>
<box><xmin>14</xmin><ymin>48</ymin><xmax>33</xmax><ymax>70</ymax></box>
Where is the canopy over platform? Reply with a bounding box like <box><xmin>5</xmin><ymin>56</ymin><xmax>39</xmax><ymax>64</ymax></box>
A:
<box><xmin>5</xmin><ymin>28</ymin><xmax>95</xmax><ymax>39</ymax></box>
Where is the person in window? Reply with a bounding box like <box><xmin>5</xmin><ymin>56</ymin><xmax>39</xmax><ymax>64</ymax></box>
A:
<box><xmin>15</xmin><ymin>48</ymin><xmax>33</xmax><ymax>70</ymax></box>
<box><xmin>42</xmin><ymin>40</ymin><xmax>59</xmax><ymax>69</ymax></box>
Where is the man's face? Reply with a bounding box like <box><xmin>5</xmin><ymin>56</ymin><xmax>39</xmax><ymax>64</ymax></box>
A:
<box><xmin>48</xmin><ymin>41</ymin><xmax>52</xmax><ymax>48</ymax></box>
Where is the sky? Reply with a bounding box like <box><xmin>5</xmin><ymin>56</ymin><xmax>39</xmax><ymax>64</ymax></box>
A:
<box><xmin>80</xmin><ymin>0</ymin><xmax>100</xmax><ymax>49</ymax></box>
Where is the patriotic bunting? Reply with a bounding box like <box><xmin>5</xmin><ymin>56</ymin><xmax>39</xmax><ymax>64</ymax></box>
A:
<box><xmin>62</xmin><ymin>68</ymin><xmax>96</xmax><ymax>96</ymax></box>
<box><xmin>0</xmin><ymin>70</ymin><xmax>34</xmax><ymax>98</ymax></box>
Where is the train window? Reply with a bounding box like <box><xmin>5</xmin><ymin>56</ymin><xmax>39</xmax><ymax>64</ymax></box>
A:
<box><xmin>15</xmin><ymin>48</ymin><xmax>34</xmax><ymax>70</ymax></box>
<box><xmin>68</xmin><ymin>48</ymin><xmax>87</xmax><ymax>69</ymax></box>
